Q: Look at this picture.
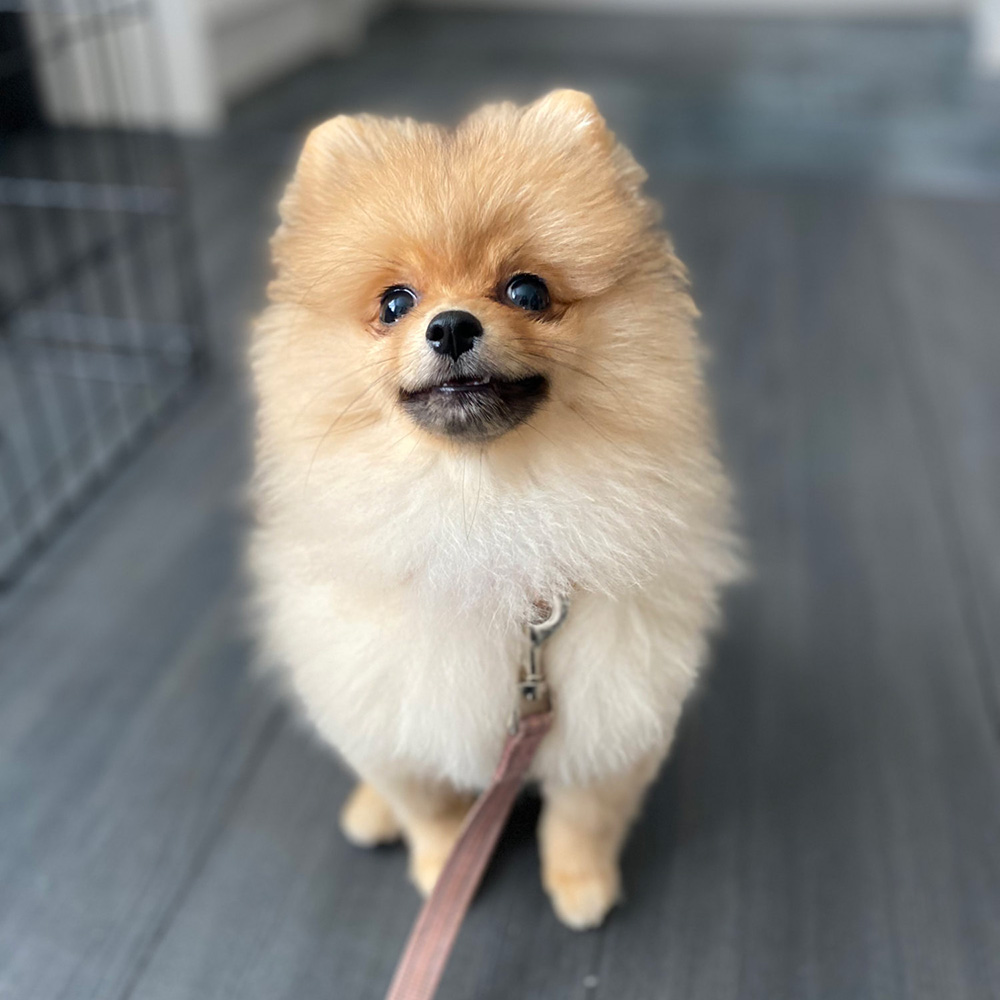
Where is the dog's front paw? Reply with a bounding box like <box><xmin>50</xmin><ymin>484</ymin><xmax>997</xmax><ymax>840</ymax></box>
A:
<box><xmin>409</xmin><ymin>844</ymin><xmax>453</xmax><ymax>897</ymax></box>
<box><xmin>340</xmin><ymin>782</ymin><xmax>402</xmax><ymax>847</ymax></box>
<box><xmin>407</xmin><ymin>808</ymin><xmax>470</xmax><ymax>896</ymax></box>
<box><xmin>544</xmin><ymin>864</ymin><xmax>621</xmax><ymax>931</ymax></box>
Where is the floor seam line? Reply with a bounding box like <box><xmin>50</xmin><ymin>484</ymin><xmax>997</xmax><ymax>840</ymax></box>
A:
<box><xmin>113</xmin><ymin>704</ymin><xmax>286</xmax><ymax>1000</ymax></box>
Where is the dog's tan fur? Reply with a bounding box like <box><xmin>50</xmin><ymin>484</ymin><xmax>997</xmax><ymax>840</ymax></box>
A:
<box><xmin>249</xmin><ymin>90</ymin><xmax>740</xmax><ymax>928</ymax></box>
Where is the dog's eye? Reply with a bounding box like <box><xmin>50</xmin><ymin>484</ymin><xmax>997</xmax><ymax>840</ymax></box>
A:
<box><xmin>505</xmin><ymin>274</ymin><xmax>550</xmax><ymax>313</ymax></box>
<box><xmin>379</xmin><ymin>286</ymin><xmax>417</xmax><ymax>324</ymax></box>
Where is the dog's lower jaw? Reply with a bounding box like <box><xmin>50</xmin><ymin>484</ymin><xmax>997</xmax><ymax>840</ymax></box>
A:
<box><xmin>399</xmin><ymin>374</ymin><xmax>549</xmax><ymax>442</ymax></box>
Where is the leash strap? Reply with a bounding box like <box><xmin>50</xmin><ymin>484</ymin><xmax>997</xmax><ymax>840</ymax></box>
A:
<box><xmin>384</xmin><ymin>595</ymin><xmax>568</xmax><ymax>1000</ymax></box>
<box><xmin>384</xmin><ymin>711</ymin><xmax>553</xmax><ymax>1000</ymax></box>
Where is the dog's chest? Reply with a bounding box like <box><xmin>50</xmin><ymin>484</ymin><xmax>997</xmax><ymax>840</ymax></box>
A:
<box><xmin>272</xmin><ymin>579</ymin><xmax>683</xmax><ymax>790</ymax></box>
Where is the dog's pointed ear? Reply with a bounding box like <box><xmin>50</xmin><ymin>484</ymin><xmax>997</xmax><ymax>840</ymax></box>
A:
<box><xmin>295</xmin><ymin>115</ymin><xmax>370</xmax><ymax>182</ymax></box>
<box><xmin>279</xmin><ymin>114</ymin><xmax>378</xmax><ymax>226</ymax></box>
<box><xmin>526</xmin><ymin>89</ymin><xmax>645</xmax><ymax>195</ymax></box>
<box><xmin>528</xmin><ymin>89</ymin><xmax>613</xmax><ymax>151</ymax></box>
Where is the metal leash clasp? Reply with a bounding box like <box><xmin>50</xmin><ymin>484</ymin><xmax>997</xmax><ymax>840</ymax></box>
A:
<box><xmin>510</xmin><ymin>594</ymin><xmax>569</xmax><ymax>732</ymax></box>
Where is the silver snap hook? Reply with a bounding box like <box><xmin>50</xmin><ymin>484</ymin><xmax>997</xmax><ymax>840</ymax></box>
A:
<box><xmin>528</xmin><ymin>594</ymin><xmax>569</xmax><ymax>649</ymax></box>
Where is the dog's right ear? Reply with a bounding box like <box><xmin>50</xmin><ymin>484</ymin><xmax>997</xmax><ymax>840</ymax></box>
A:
<box><xmin>296</xmin><ymin>115</ymin><xmax>370</xmax><ymax>179</ymax></box>
<box><xmin>278</xmin><ymin>114</ymin><xmax>379</xmax><ymax>226</ymax></box>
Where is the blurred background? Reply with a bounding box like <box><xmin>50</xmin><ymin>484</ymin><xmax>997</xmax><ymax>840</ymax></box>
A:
<box><xmin>1</xmin><ymin>2</ymin><xmax>999</xmax><ymax>999</ymax></box>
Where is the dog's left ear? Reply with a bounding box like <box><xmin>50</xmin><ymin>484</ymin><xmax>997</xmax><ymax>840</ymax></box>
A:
<box><xmin>528</xmin><ymin>89</ymin><xmax>646</xmax><ymax>197</ymax></box>
<box><xmin>527</xmin><ymin>89</ymin><xmax>614</xmax><ymax>152</ymax></box>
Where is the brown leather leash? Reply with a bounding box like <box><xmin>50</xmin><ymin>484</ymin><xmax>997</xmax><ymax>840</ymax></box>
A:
<box><xmin>384</xmin><ymin>597</ymin><xmax>568</xmax><ymax>1000</ymax></box>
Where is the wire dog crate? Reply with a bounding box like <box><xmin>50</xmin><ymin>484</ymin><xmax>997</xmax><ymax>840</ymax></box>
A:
<box><xmin>0</xmin><ymin>1</ymin><xmax>206</xmax><ymax>588</ymax></box>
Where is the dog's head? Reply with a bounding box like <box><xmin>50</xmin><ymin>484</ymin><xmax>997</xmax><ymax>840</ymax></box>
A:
<box><xmin>262</xmin><ymin>90</ymin><xmax>691</xmax><ymax>450</ymax></box>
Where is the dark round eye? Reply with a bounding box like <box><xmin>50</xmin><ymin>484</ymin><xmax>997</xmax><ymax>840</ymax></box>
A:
<box><xmin>505</xmin><ymin>274</ymin><xmax>550</xmax><ymax>312</ymax></box>
<box><xmin>379</xmin><ymin>286</ymin><xmax>417</xmax><ymax>324</ymax></box>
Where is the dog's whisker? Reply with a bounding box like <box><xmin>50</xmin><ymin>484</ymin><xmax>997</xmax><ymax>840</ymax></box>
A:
<box><xmin>509</xmin><ymin>340</ymin><xmax>641</xmax><ymax>427</ymax></box>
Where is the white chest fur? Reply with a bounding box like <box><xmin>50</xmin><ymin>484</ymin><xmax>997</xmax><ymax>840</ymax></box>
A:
<box><xmin>250</xmin><ymin>423</ymin><xmax>735</xmax><ymax>789</ymax></box>
<box><xmin>253</xmin><ymin>547</ymin><xmax>710</xmax><ymax>790</ymax></box>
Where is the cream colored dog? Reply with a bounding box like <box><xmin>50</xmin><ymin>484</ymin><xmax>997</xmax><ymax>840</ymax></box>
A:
<box><xmin>249</xmin><ymin>90</ymin><xmax>739</xmax><ymax>930</ymax></box>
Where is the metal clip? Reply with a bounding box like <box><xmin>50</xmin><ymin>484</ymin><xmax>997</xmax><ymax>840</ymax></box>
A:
<box><xmin>510</xmin><ymin>594</ymin><xmax>569</xmax><ymax>732</ymax></box>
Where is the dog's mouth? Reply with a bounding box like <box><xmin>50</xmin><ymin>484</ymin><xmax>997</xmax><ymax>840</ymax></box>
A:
<box><xmin>421</xmin><ymin>375</ymin><xmax>495</xmax><ymax>394</ymax></box>
<box><xmin>399</xmin><ymin>373</ymin><xmax>548</xmax><ymax>442</ymax></box>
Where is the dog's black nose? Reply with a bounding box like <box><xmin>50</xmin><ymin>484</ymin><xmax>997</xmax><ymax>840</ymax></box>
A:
<box><xmin>426</xmin><ymin>310</ymin><xmax>483</xmax><ymax>360</ymax></box>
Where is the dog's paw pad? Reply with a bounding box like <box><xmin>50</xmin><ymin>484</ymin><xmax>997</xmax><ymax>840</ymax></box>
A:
<box><xmin>339</xmin><ymin>784</ymin><xmax>402</xmax><ymax>847</ymax></box>
<box><xmin>545</xmin><ymin>867</ymin><xmax>621</xmax><ymax>930</ymax></box>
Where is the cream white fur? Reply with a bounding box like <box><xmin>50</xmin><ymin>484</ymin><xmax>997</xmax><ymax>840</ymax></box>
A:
<box><xmin>249</xmin><ymin>320</ymin><xmax>738</xmax><ymax>789</ymax></box>
<box><xmin>248</xmin><ymin>92</ymin><xmax>740</xmax><ymax>799</ymax></box>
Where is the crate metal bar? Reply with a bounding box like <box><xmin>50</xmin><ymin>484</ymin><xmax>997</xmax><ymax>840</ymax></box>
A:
<box><xmin>0</xmin><ymin>0</ymin><xmax>207</xmax><ymax>589</ymax></box>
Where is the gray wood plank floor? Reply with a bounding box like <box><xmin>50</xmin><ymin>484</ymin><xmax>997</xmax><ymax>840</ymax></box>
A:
<box><xmin>2</xmin><ymin>10</ymin><xmax>999</xmax><ymax>1000</ymax></box>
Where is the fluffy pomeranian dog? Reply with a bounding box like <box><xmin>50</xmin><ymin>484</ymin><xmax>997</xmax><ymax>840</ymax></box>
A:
<box><xmin>249</xmin><ymin>90</ymin><xmax>740</xmax><ymax>930</ymax></box>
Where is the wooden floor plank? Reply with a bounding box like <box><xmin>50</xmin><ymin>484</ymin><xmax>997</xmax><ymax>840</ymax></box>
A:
<box><xmin>588</xmin><ymin>184</ymin><xmax>1000</xmax><ymax>1000</ymax></box>
<box><xmin>880</xmin><ymin>195</ymin><xmax>1000</xmax><ymax>719</ymax></box>
<box><xmin>0</xmin><ymin>388</ymin><xmax>282</xmax><ymax>1000</ymax></box>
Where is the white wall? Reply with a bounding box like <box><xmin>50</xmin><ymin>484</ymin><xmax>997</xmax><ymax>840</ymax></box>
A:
<box><xmin>28</xmin><ymin>0</ymin><xmax>386</xmax><ymax>132</ymax></box>
<box><xmin>973</xmin><ymin>0</ymin><xmax>1000</xmax><ymax>72</ymax></box>
<box><xmin>26</xmin><ymin>2</ymin><xmax>205</xmax><ymax>130</ymax></box>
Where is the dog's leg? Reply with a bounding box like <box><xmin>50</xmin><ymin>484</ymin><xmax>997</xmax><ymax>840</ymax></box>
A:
<box><xmin>340</xmin><ymin>780</ymin><xmax>403</xmax><ymax>847</ymax></box>
<box><xmin>539</xmin><ymin>755</ymin><xmax>660</xmax><ymax>930</ymax></box>
<box><xmin>373</xmin><ymin>774</ymin><xmax>476</xmax><ymax>896</ymax></box>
